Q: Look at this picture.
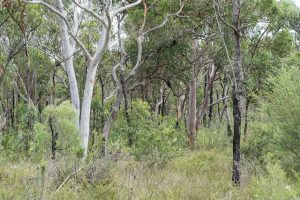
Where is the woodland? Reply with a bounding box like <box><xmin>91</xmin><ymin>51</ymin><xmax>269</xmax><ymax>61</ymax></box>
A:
<box><xmin>0</xmin><ymin>0</ymin><xmax>300</xmax><ymax>199</ymax></box>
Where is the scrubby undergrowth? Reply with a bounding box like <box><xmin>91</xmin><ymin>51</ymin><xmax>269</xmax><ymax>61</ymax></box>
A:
<box><xmin>1</xmin><ymin>145</ymin><xmax>299</xmax><ymax>200</ymax></box>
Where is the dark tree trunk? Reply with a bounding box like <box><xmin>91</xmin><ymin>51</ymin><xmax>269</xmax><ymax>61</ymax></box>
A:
<box><xmin>243</xmin><ymin>96</ymin><xmax>251</xmax><ymax>141</ymax></box>
<box><xmin>187</xmin><ymin>80</ymin><xmax>197</xmax><ymax>150</ymax></box>
<box><xmin>232</xmin><ymin>0</ymin><xmax>243</xmax><ymax>186</ymax></box>
<box><xmin>99</xmin><ymin>75</ymin><xmax>105</xmax><ymax>131</ymax></box>
<box><xmin>120</xmin><ymin>72</ymin><xmax>132</xmax><ymax>147</ymax></box>
<box><xmin>208</xmin><ymin>83</ymin><xmax>214</xmax><ymax>124</ymax></box>
<box><xmin>49</xmin><ymin>118</ymin><xmax>58</xmax><ymax>160</ymax></box>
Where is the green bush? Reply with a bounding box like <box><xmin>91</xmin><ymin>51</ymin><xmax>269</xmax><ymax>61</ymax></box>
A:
<box><xmin>197</xmin><ymin>123</ymin><xmax>230</xmax><ymax>151</ymax></box>
<box><xmin>110</xmin><ymin>99</ymin><xmax>186</xmax><ymax>165</ymax></box>
<box><xmin>244</xmin><ymin>67</ymin><xmax>300</xmax><ymax>173</ymax></box>
<box><xmin>250</xmin><ymin>164</ymin><xmax>297</xmax><ymax>199</ymax></box>
<box><xmin>30</xmin><ymin>101</ymin><xmax>82</xmax><ymax>160</ymax></box>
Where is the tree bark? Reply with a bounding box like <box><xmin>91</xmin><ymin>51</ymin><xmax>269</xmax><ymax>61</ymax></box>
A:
<box><xmin>57</xmin><ymin>0</ymin><xmax>80</xmax><ymax>127</ymax></box>
<box><xmin>187</xmin><ymin>80</ymin><xmax>197</xmax><ymax>150</ymax></box>
<box><xmin>232</xmin><ymin>0</ymin><xmax>243</xmax><ymax>185</ymax></box>
<box><xmin>175</xmin><ymin>95</ymin><xmax>185</xmax><ymax>128</ymax></box>
<box><xmin>80</xmin><ymin>64</ymin><xmax>98</xmax><ymax>157</ymax></box>
<box><xmin>196</xmin><ymin>64</ymin><xmax>216</xmax><ymax>130</ymax></box>
<box><xmin>208</xmin><ymin>83</ymin><xmax>214</xmax><ymax>124</ymax></box>
<box><xmin>243</xmin><ymin>96</ymin><xmax>251</xmax><ymax>141</ymax></box>
<box><xmin>102</xmin><ymin>91</ymin><xmax>122</xmax><ymax>155</ymax></box>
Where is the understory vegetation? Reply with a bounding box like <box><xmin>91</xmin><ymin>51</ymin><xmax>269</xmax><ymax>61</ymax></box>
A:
<box><xmin>1</xmin><ymin>66</ymin><xmax>300</xmax><ymax>199</ymax></box>
<box><xmin>1</xmin><ymin>0</ymin><xmax>300</xmax><ymax>199</ymax></box>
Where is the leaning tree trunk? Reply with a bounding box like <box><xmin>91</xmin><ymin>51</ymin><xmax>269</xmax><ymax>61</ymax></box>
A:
<box><xmin>232</xmin><ymin>0</ymin><xmax>243</xmax><ymax>185</ymax></box>
<box><xmin>102</xmin><ymin>91</ymin><xmax>122</xmax><ymax>155</ymax></box>
<box><xmin>196</xmin><ymin>64</ymin><xmax>216</xmax><ymax>131</ymax></box>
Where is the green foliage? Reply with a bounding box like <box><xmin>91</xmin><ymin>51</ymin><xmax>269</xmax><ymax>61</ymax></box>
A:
<box><xmin>271</xmin><ymin>29</ymin><xmax>295</xmax><ymax>57</ymax></box>
<box><xmin>250</xmin><ymin>164</ymin><xmax>297</xmax><ymax>199</ymax></box>
<box><xmin>30</xmin><ymin>123</ymin><xmax>50</xmax><ymax>158</ymax></box>
<box><xmin>266</xmin><ymin>67</ymin><xmax>300</xmax><ymax>170</ymax></box>
<box><xmin>244</xmin><ymin>67</ymin><xmax>300</xmax><ymax>173</ymax></box>
<box><xmin>197</xmin><ymin>123</ymin><xmax>230</xmax><ymax>151</ymax></box>
<box><xmin>110</xmin><ymin>99</ymin><xmax>185</xmax><ymax>165</ymax></box>
<box><xmin>0</xmin><ymin>104</ymin><xmax>38</xmax><ymax>160</ymax></box>
<box><xmin>243</xmin><ymin>120</ymin><xmax>278</xmax><ymax>164</ymax></box>
<box><xmin>30</xmin><ymin>101</ymin><xmax>82</xmax><ymax>160</ymax></box>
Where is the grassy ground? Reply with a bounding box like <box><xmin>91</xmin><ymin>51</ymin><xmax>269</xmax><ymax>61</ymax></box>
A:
<box><xmin>0</xmin><ymin>147</ymin><xmax>298</xmax><ymax>200</ymax></box>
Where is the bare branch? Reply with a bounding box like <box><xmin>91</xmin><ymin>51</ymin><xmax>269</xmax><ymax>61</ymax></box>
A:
<box><xmin>71</xmin><ymin>0</ymin><xmax>108</xmax><ymax>28</ymax></box>
<box><xmin>142</xmin><ymin>0</ymin><xmax>184</xmax><ymax>36</ymax></box>
<box><xmin>112</xmin><ymin>0</ymin><xmax>142</xmax><ymax>16</ymax></box>
<box><xmin>68</xmin><ymin>31</ymin><xmax>92</xmax><ymax>61</ymax></box>
<box><xmin>125</xmin><ymin>0</ymin><xmax>184</xmax><ymax>81</ymax></box>
<box><xmin>208</xmin><ymin>96</ymin><xmax>229</xmax><ymax>108</ymax></box>
<box><xmin>24</xmin><ymin>1</ymin><xmax>92</xmax><ymax>61</ymax></box>
<box><xmin>213</xmin><ymin>1</ymin><xmax>238</xmax><ymax>33</ymax></box>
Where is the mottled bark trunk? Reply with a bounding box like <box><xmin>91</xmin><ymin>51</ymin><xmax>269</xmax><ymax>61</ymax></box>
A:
<box><xmin>208</xmin><ymin>84</ymin><xmax>214</xmax><ymax>124</ymax></box>
<box><xmin>49</xmin><ymin>117</ymin><xmax>58</xmax><ymax>160</ymax></box>
<box><xmin>175</xmin><ymin>95</ymin><xmax>185</xmax><ymax>128</ymax></box>
<box><xmin>102</xmin><ymin>92</ymin><xmax>122</xmax><ymax>155</ymax></box>
<box><xmin>155</xmin><ymin>86</ymin><xmax>164</xmax><ymax>116</ymax></box>
<box><xmin>243</xmin><ymin>96</ymin><xmax>251</xmax><ymax>141</ymax></box>
<box><xmin>221</xmin><ymin>83</ymin><xmax>232</xmax><ymax>136</ymax></box>
<box><xmin>232</xmin><ymin>0</ymin><xmax>243</xmax><ymax>185</ymax></box>
<box><xmin>196</xmin><ymin>64</ymin><xmax>216</xmax><ymax>130</ymax></box>
<box><xmin>187</xmin><ymin>80</ymin><xmax>197</xmax><ymax>150</ymax></box>
<box><xmin>120</xmin><ymin>72</ymin><xmax>132</xmax><ymax>146</ymax></box>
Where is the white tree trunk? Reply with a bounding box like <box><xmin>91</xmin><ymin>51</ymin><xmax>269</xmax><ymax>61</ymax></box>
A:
<box><xmin>79</xmin><ymin>65</ymin><xmax>97</xmax><ymax>156</ymax></box>
<box><xmin>58</xmin><ymin>0</ymin><xmax>80</xmax><ymax>126</ymax></box>
<box><xmin>26</xmin><ymin>0</ymin><xmax>143</xmax><ymax>157</ymax></box>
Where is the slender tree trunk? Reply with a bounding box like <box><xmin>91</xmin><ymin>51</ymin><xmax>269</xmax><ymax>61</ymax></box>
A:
<box><xmin>155</xmin><ymin>86</ymin><xmax>164</xmax><ymax>116</ymax></box>
<box><xmin>175</xmin><ymin>95</ymin><xmax>185</xmax><ymax>128</ymax></box>
<box><xmin>208</xmin><ymin>83</ymin><xmax>214</xmax><ymax>124</ymax></box>
<box><xmin>99</xmin><ymin>75</ymin><xmax>105</xmax><ymax>130</ymax></box>
<box><xmin>216</xmin><ymin>89</ymin><xmax>221</xmax><ymax>121</ymax></box>
<box><xmin>11</xmin><ymin>87</ymin><xmax>15</xmax><ymax>129</ymax></box>
<box><xmin>221</xmin><ymin>83</ymin><xmax>233</xmax><ymax>136</ymax></box>
<box><xmin>187</xmin><ymin>80</ymin><xmax>197</xmax><ymax>150</ymax></box>
<box><xmin>58</xmin><ymin>0</ymin><xmax>80</xmax><ymax>127</ymax></box>
<box><xmin>120</xmin><ymin>72</ymin><xmax>132</xmax><ymax>146</ymax></box>
<box><xmin>49</xmin><ymin>117</ymin><xmax>58</xmax><ymax>160</ymax></box>
<box><xmin>232</xmin><ymin>0</ymin><xmax>243</xmax><ymax>185</ymax></box>
<box><xmin>243</xmin><ymin>96</ymin><xmax>251</xmax><ymax>141</ymax></box>
<box><xmin>102</xmin><ymin>91</ymin><xmax>122</xmax><ymax>155</ymax></box>
<box><xmin>196</xmin><ymin>64</ymin><xmax>216</xmax><ymax>130</ymax></box>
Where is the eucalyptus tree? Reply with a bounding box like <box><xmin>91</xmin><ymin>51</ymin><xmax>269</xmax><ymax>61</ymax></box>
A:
<box><xmin>25</xmin><ymin>0</ymin><xmax>143</xmax><ymax>156</ymax></box>
<box><xmin>102</xmin><ymin>0</ymin><xmax>185</xmax><ymax>151</ymax></box>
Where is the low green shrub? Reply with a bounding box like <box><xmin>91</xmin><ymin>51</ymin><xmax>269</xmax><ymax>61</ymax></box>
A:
<box><xmin>250</xmin><ymin>164</ymin><xmax>297</xmax><ymax>199</ymax></box>
<box><xmin>197</xmin><ymin>123</ymin><xmax>230</xmax><ymax>151</ymax></box>
<box><xmin>110</xmin><ymin>99</ymin><xmax>186</xmax><ymax>166</ymax></box>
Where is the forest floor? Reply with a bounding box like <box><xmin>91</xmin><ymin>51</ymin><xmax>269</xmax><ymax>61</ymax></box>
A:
<box><xmin>0</xmin><ymin>147</ymin><xmax>279</xmax><ymax>200</ymax></box>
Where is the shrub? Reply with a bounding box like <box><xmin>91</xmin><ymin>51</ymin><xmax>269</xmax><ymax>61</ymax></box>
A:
<box><xmin>244</xmin><ymin>67</ymin><xmax>300</xmax><ymax>173</ymax></box>
<box><xmin>110</xmin><ymin>99</ymin><xmax>186</xmax><ymax>165</ymax></box>
<box><xmin>30</xmin><ymin>101</ymin><xmax>82</xmax><ymax>160</ymax></box>
<box><xmin>250</xmin><ymin>164</ymin><xmax>297</xmax><ymax>199</ymax></box>
<box><xmin>197</xmin><ymin>123</ymin><xmax>230</xmax><ymax>151</ymax></box>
